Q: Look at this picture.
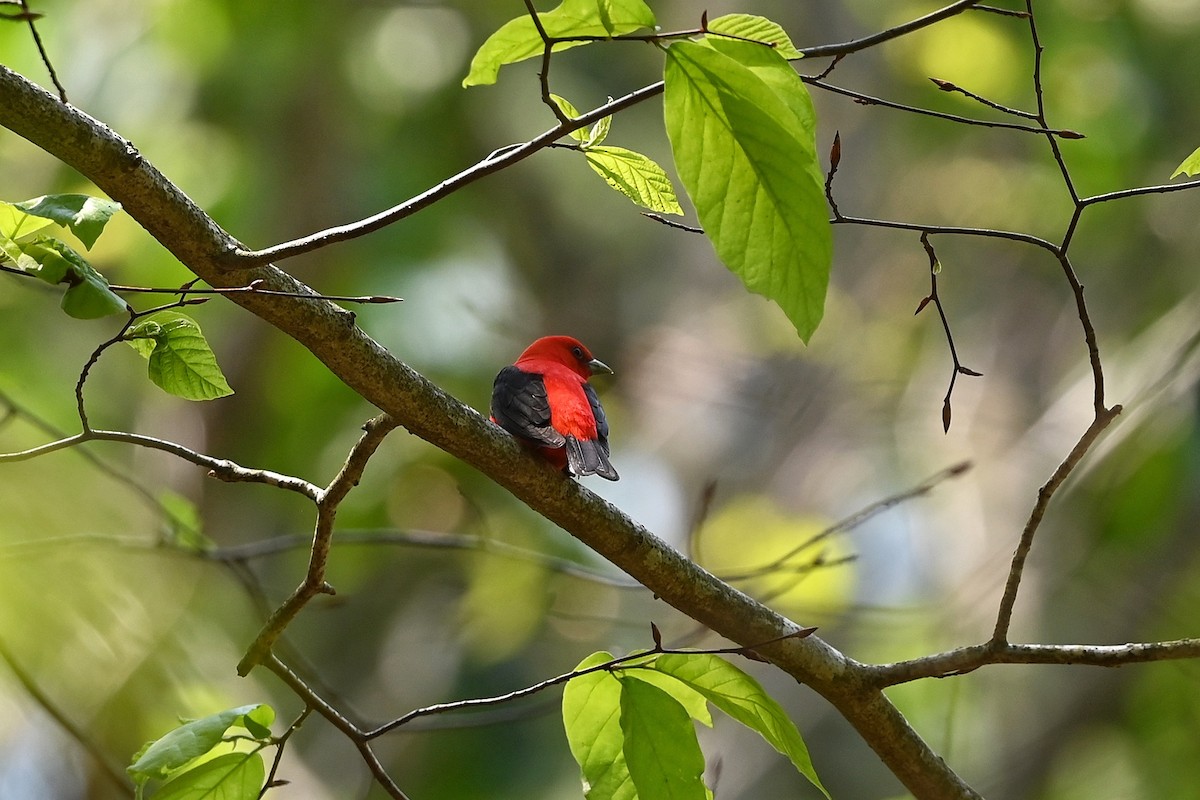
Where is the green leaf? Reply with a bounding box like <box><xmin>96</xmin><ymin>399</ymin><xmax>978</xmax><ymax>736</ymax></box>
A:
<box><xmin>664</xmin><ymin>38</ymin><xmax>833</xmax><ymax>342</ymax></box>
<box><xmin>7</xmin><ymin>235</ymin><xmax>128</xmax><ymax>318</ymax></box>
<box><xmin>1171</xmin><ymin>144</ymin><xmax>1200</xmax><ymax>178</ymax></box>
<box><xmin>61</xmin><ymin>267</ymin><xmax>128</xmax><ymax>319</ymax></box>
<box><xmin>618</xmin><ymin>677</ymin><xmax>708</xmax><ymax>800</ymax></box>
<box><xmin>707</xmin><ymin>14</ymin><xmax>803</xmax><ymax>60</ymax></box>
<box><xmin>12</xmin><ymin>237</ymin><xmax>74</xmax><ymax>283</ymax></box>
<box><xmin>0</xmin><ymin>201</ymin><xmax>55</xmax><ymax>241</ymax></box>
<box><xmin>12</xmin><ymin>193</ymin><xmax>122</xmax><ymax>249</ymax></box>
<box><xmin>563</xmin><ymin>652</ymin><xmax>636</xmax><ymax>800</ymax></box>
<box><xmin>587</xmin><ymin>106</ymin><xmax>613</xmax><ymax>147</ymax></box>
<box><xmin>128</xmin><ymin>704</ymin><xmax>274</xmax><ymax>783</ymax></box>
<box><xmin>123</xmin><ymin>312</ymin><xmax>234</xmax><ymax>401</ymax></box>
<box><xmin>653</xmin><ymin>653</ymin><xmax>828</xmax><ymax>797</ymax></box>
<box><xmin>620</xmin><ymin>666</ymin><xmax>713</xmax><ymax>727</ymax></box>
<box><xmin>152</xmin><ymin>752</ymin><xmax>265</xmax><ymax>800</ymax></box>
<box><xmin>551</xmin><ymin>94</ymin><xmax>592</xmax><ymax>144</ymax></box>
<box><xmin>463</xmin><ymin>0</ymin><xmax>656</xmax><ymax>87</ymax></box>
<box><xmin>584</xmin><ymin>146</ymin><xmax>684</xmax><ymax>214</ymax></box>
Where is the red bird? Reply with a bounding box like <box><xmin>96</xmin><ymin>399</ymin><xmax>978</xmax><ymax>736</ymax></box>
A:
<box><xmin>490</xmin><ymin>335</ymin><xmax>619</xmax><ymax>481</ymax></box>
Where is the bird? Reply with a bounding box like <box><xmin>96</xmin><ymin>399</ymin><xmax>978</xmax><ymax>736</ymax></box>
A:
<box><xmin>490</xmin><ymin>335</ymin><xmax>619</xmax><ymax>481</ymax></box>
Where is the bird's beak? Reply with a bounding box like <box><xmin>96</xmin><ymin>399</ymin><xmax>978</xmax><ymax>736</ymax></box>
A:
<box><xmin>587</xmin><ymin>358</ymin><xmax>613</xmax><ymax>376</ymax></box>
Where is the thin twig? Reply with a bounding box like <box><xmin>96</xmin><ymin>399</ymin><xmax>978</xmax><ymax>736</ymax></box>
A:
<box><xmin>800</xmin><ymin>0</ymin><xmax>983</xmax><ymax>59</ymax></box>
<box><xmin>260</xmin><ymin>707</ymin><xmax>312</xmax><ymax>797</ymax></box>
<box><xmin>805</xmin><ymin>76</ymin><xmax>1081</xmax><ymax>138</ymax></box>
<box><xmin>230</xmin><ymin>0</ymin><xmax>990</xmax><ymax>268</ymax></box>
<box><xmin>108</xmin><ymin>278</ymin><xmax>403</xmax><ymax>304</ymax></box>
<box><xmin>365</xmin><ymin>626</ymin><xmax>816</xmax><ymax>739</ymax></box>
<box><xmin>0</xmin><ymin>428</ymin><xmax>321</xmax><ymax>498</ymax></box>
<box><xmin>917</xmin><ymin>233</ymin><xmax>982</xmax><ymax>432</ymax></box>
<box><xmin>17</xmin><ymin>0</ymin><xmax>66</xmax><ymax>102</ymax></box>
<box><xmin>210</xmin><ymin>527</ymin><xmax>640</xmax><ymax>588</ymax></box>
<box><xmin>928</xmin><ymin>77</ymin><xmax>1038</xmax><ymax>119</ymax></box>
<box><xmin>718</xmin><ymin>461</ymin><xmax>971</xmax><ymax>582</ymax></box>
<box><xmin>990</xmin><ymin>406</ymin><xmax>1121</xmax><ymax>643</ymax></box>
<box><xmin>868</xmin><ymin>638</ymin><xmax>1200</xmax><ymax>687</ymax></box>
<box><xmin>237</xmin><ymin>415</ymin><xmax>399</xmax><ymax>676</ymax></box>
<box><xmin>641</xmin><ymin>211</ymin><xmax>702</xmax><ymax>233</ymax></box>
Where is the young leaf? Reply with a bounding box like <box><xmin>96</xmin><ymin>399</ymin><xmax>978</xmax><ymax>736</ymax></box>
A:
<box><xmin>652</xmin><ymin>653</ymin><xmax>828</xmax><ymax>797</ymax></box>
<box><xmin>618</xmin><ymin>677</ymin><xmax>708</xmax><ymax>800</ymax></box>
<box><xmin>664</xmin><ymin>38</ymin><xmax>832</xmax><ymax>342</ymax></box>
<box><xmin>463</xmin><ymin>0</ymin><xmax>656</xmax><ymax>87</ymax></box>
<box><xmin>124</xmin><ymin>312</ymin><xmax>234</xmax><ymax>401</ymax></box>
<box><xmin>584</xmin><ymin>146</ymin><xmax>684</xmax><ymax>214</ymax></box>
<box><xmin>128</xmin><ymin>704</ymin><xmax>274</xmax><ymax>783</ymax></box>
<box><xmin>562</xmin><ymin>652</ymin><xmax>636</xmax><ymax>800</ymax></box>
<box><xmin>12</xmin><ymin>194</ymin><xmax>122</xmax><ymax>250</ymax></box>
<box><xmin>152</xmin><ymin>752</ymin><xmax>265</xmax><ymax>800</ymax></box>
<box><xmin>707</xmin><ymin>14</ymin><xmax>803</xmax><ymax>60</ymax></box>
<box><xmin>9</xmin><ymin>236</ymin><xmax>128</xmax><ymax>318</ymax></box>
<box><xmin>586</xmin><ymin>105</ymin><xmax>613</xmax><ymax>146</ymax></box>
<box><xmin>551</xmin><ymin>94</ymin><xmax>593</xmax><ymax>144</ymax></box>
<box><xmin>1171</xmin><ymin>144</ymin><xmax>1200</xmax><ymax>178</ymax></box>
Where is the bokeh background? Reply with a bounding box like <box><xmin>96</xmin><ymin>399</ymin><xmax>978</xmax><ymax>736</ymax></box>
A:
<box><xmin>2</xmin><ymin>1</ymin><xmax>1200</xmax><ymax>798</ymax></box>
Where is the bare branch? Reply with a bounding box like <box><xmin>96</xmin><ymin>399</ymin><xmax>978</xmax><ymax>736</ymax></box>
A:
<box><xmin>16</xmin><ymin>0</ymin><xmax>66</xmax><ymax>102</ymax></box>
<box><xmin>991</xmin><ymin>406</ymin><xmax>1121</xmax><ymax>643</ymax></box>
<box><xmin>868</xmin><ymin>638</ymin><xmax>1200</xmax><ymax>687</ymax></box>
<box><xmin>805</xmin><ymin>76</ymin><xmax>1081</xmax><ymax>138</ymax></box>
<box><xmin>917</xmin><ymin>233</ymin><xmax>982</xmax><ymax>432</ymax></box>
<box><xmin>0</xmin><ymin>427</ymin><xmax>321</xmax><ymax>502</ymax></box>
<box><xmin>237</xmin><ymin>415</ymin><xmax>399</xmax><ymax>675</ymax></box>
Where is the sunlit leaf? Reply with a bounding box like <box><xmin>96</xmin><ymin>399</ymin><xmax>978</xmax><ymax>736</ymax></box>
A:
<box><xmin>124</xmin><ymin>312</ymin><xmax>234</xmax><ymax>401</ymax></box>
<box><xmin>563</xmin><ymin>652</ymin><xmax>636</xmax><ymax>800</ymax></box>
<box><xmin>585</xmin><ymin>146</ymin><xmax>684</xmax><ymax>214</ymax></box>
<box><xmin>12</xmin><ymin>193</ymin><xmax>122</xmax><ymax>249</ymax></box>
<box><xmin>618</xmin><ymin>676</ymin><xmax>708</xmax><ymax>800</ymax></box>
<box><xmin>653</xmin><ymin>653</ymin><xmax>828</xmax><ymax>797</ymax></box>
<box><xmin>620</xmin><ymin>666</ymin><xmax>713</xmax><ymax>727</ymax></box>
<box><xmin>707</xmin><ymin>14</ymin><xmax>803</xmax><ymax>60</ymax></box>
<box><xmin>664</xmin><ymin>38</ymin><xmax>832</xmax><ymax>342</ymax></box>
<box><xmin>0</xmin><ymin>201</ymin><xmax>55</xmax><ymax>241</ymax></box>
<box><xmin>463</xmin><ymin>0</ymin><xmax>656</xmax><ymax>87</ymax></box>
<box><xmin>1171</xmin><ymin>144</ymin><xmax>1200</xmax><ymax>178</ymax></box>
<box><xmin>551</xmin><ymin>94</ymin><xmax>592</xmax><ymax>143</ymax></box>
<box><xmin>152</xmin><ymin>752</ymin><xmax>265</xmax><ymax>800</ymax></box>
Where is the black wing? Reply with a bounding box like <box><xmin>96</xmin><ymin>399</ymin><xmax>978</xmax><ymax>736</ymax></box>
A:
<box><xmin>564</xmin><ymin>383</ymin><xmax>618</xmax><ymax>481</ymax></box>
<box><xmin>490</xmin><ymin>366</ymin><xmax>565</xmax><ymax>448</ymax></box>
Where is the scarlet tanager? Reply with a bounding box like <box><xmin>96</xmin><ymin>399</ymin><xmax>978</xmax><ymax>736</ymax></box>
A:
<box><xmin>490</xmin><ymin>335</ymin><xmax>619</xmax><ymax>481</ymax></box>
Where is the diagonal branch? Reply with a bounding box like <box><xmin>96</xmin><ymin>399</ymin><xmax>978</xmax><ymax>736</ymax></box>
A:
<box><xmin>0</xmin><ymin>62</ymin><xmax>982</xmax><ymax>800</ymax></box>
<box><xmin>237</xmin><ymin>414</ymin><xmax>399</xmax><ymax>675</ymax></box>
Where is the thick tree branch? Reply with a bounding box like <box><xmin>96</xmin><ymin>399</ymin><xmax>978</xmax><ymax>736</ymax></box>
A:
<box><xmin>0</xmin><ymin>63</ymin><xmax>980</xmax><ymax>799</ymax></box>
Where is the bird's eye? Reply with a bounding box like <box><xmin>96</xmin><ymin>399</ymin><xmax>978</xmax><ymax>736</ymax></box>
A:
<box><xmin>571</xmin><ymin>346</ymin><xmax>585</xmax><ymax>360</ymax></box>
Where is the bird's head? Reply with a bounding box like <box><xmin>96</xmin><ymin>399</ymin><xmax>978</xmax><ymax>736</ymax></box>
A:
<box><xmin>516</xmin><ymin>335</ymin><xmax>612</xmax><ymax>379</ymax></box>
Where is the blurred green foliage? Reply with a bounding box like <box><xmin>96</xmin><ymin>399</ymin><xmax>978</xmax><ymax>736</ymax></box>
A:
<box><xmin>2</xmin><ymin>1</ymin><xmax>1200</xmax><ymax>799</ymax></box>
